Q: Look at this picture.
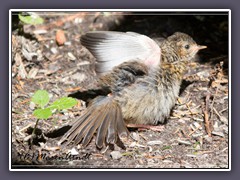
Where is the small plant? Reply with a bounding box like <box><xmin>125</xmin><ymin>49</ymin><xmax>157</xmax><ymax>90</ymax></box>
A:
<box><xmin>30</xmin><ymin>90</ymin><xmax>77</xmax><ymax>144</ymax></box>
<box><xmin>161</xmin><ymin>146</ymin><xmax>172</xmax><ymax>151</ymax></box>
<box><xmin>18</xmin><ymin>12</ymin><xmax>44</xmax><ymax>25</ymax></box>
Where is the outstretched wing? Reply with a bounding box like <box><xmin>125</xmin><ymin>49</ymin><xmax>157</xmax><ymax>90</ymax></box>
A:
<box><xmin>58</xmin><ymin>96</ymin><xmax>129</xmax><ymax>149</ymax></box>
<box><xmin>80</xmin><ymin>31</ymin><xmax>161</xmax><ymax>74</ymax></box>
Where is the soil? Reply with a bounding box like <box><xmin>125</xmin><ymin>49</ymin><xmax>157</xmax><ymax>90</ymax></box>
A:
<box><xmin>11</xmin><ymin>11</ymin><xmax>229</xmax><ymax>169</ymax></box>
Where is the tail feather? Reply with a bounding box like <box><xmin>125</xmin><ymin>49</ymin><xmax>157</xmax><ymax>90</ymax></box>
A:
<box><xmin>106</xmin><ymin>107</ymin><xmax>117</xmax><ymax>144</ymax></box>
<box><xmin>81</xmin><ymin>107</ymin><xmax>109</xmax><ymax>146</ymax></box>
<box><xmin>116</xmin><ymin>106</ymin><xmax>129</xmax><ymax>138</ymax></box>
<box><xmin>59</xmin><ymin>106</ymin><xmax>94</xmax><ymax>145</ymax></box>
<box><xmin>73</xmin><ymin>113</ymin><xmax>98</xmax><ymax>145</ymax></box>
<box><xmin>96</xmin><ymin>113</ymin><xmax>111</xmax><ymax>148</ymax></box>
<box><xmin>58</xmin><ymin>96</ymin><xmax>129</xmax><ymax>148</ymax></box>
<box><xmin>73</xmin><ymin>105</ymin><xmax>108</xmax><ymax>145</ymax></box>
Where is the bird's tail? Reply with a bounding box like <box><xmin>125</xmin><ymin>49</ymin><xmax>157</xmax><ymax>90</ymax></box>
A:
<box><xmin>58</xmin><ymin>96</ymin><xmax>129</xmax><ymax>148</ymax></box>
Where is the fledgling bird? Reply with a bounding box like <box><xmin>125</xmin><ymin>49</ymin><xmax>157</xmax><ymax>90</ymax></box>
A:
<box><xmin>59</xmin><ymin>31</ymin><xmax>207</xmax><ymax>148</ymax></box>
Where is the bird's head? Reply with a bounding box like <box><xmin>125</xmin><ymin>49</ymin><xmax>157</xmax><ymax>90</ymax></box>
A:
<box><xmin>162</xmin><ymin>32</ymin><xmax>207</xmax><ymax>63</ymax></box>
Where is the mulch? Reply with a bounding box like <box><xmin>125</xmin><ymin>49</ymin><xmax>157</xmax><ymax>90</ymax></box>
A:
<box><xmin>11</xmin><ymin>11</ymin><xmax>229</xmax><ymax>169</ymax></box>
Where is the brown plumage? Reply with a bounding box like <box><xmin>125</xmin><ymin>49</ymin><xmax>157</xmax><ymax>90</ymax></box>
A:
<box><xmin>59</xmin><ymin>31</ymin><xmax>207</xmax><ymax>148</ymax></box>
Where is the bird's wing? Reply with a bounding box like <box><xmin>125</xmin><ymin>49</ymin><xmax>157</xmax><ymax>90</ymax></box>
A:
<box><xmin>98</xmin><ymin>61</ymin><xmax>149</xmax><ymax>93</ymax></box>
<box><xmin>80</xmin><ymin>31</ymin><xmax>161</xmax><ymax>74</ymax></box>
<box><xmin>58</xmin><ymin>95</ymin><xmax>129</xmax><ymax>148</ymax></box>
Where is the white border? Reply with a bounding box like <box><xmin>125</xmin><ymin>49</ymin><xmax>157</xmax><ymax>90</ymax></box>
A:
<box><xmin>9</xmin><ymin>9</ymin><xmax>231</xmax><ymax>171</ymax></box>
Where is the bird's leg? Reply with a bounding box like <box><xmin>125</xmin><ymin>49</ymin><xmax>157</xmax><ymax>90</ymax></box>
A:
<box><xmin>127</xmin><ymin>124</ymin><xmax>165</xmax><ymax>132</ymax></box>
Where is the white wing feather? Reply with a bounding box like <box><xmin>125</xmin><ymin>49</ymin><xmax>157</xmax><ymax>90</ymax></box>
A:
<box><xmin>80</xmin><ymin>31</ymin><xmax>161</xmax><ymax>74</ymax></box>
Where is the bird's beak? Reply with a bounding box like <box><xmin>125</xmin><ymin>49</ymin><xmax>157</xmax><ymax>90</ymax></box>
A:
<box><xmin>197</xmin><ymin>45</ymin><xmax>207</xmax><ymax>50</ymax></box>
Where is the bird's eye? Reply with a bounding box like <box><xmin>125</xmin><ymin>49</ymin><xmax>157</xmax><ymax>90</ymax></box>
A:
<box><xmin>185</xmin><ymin>45</ymin><xmax>190</xmax><ymax>49</ymax></box>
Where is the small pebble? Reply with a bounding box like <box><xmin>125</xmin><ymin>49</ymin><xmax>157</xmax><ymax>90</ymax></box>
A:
<box><xmin>213</xmin><ymin>121</ymin><xmax>219</xmax><ymax>129</ymax></box>
<box><xmin>178</xmin><ymin>119</ymin><xmax>186</xmax><ymax>123</ymax></box>
<box><xmin>219</xmin><ymin>116</ymin><xmax>228</xmax><ymax>124</ymax></box>
<box><xmin>204</xmin><ymin>135</ymin><xmax>213</xmax><ymax>143</ymax></box>
<box><xmin>33</xmin><ymin>29</ymin><xmax>47</xmax><ymax>34</ymax></box>
<box><xmin>68</xmin><ymin>161</ymin><xmax>75</xmax><ymax>166</ymax></box>
<box><xmin>212</xmin><ymin>131</ymin><xmax>225</xmax><ymax>137</ymax></box>
<box><xmin>196</xmin><ymin>70</ymin><xmax>210</xmax><ymax>78</ymax></box>
<box><xmin>59</xmin><ymin>115</ymin><xmax>68</xmax><ymax>121</ymax></box>
<box><xmin>68</xmin><ymin>52</ymin><xmax>76</xmax><ymax>61</ymax></box>
<box><xmin>177</xmin><ymin>139</ymin><xmax>192</xmax><ymax>145</ymax></box>
<box><xmin>193</xmin><ymin>122</ymin><xmax>202</xmax><ymax>129</ymax></box>
<box><xmin>78</xmin><ymin>61</ymin><xmax>90</xmax><ymax>66</ymax></box>
<box><xmin>221</xmin><ymin>125</ymin><xmax>228</xmax><ymax>134</ymax></box>
<box><xmin>184</xmin><ymin>164</ymin><xmax>193</xmax><ymax>168</ymax></box>
<box><xmin>138</xmin><ymin>159</ymin><xmax>144</xmax><ymax>165</ymax></box>
<box><xmin>147</xmin><ymin>140</ymin><xmax>163</xmax><ymax>146</ymax></box>
<box><xmin>192</xmin><ymin>133</ymin><xmax>204</xmax><ymax>138</ymax></box>
<box><xmin>186</xmin><ymin>154</ymin><xmax>197</xmax><ymax>158</ymax></box>
<box><xmin>71</xmin><ymin>73</ymin><xmax>86</xmax><ymax>82</ymax></box>
<box><xmin>48</xmin><ymin>62</ymin><xmax>61</xmax><ymax>72</ymax></box>
<box><xmin>131</xmin><ymin>132</ymin><xmax>139</xmax><ymax>141</ymax></box>
<box><xmin>70</xmin><ymin>148</ymin><xmax>79</xmax><ymax>155</ymax></box>
<box><xmin>28</xmin><ymin>68</ymin><xmax>38</xmax><ymax>78</ymax></box>
<box><xmin>163</xmin><ymin>160</ymin><xmax>173</xmax><ymax>163</ymax></box>
<box><xmin>64</xmin><ymin>41</ymin><xmax>72</xmax><ymax>46</ymax></box>
<box><xmin>147</xmin><ymin>159</ymin><xmax>155</xmax><ymax>166</ymax></box>
<box><xmin>193</xmin><ymin>117</ymin><xmax>204</xmax><ymax>122</ymax></box>
<box><xmin>74</xmin><ymin>18</ymin><xmax>83</xmax><ymax>24</ymax></box>
<box><xmin>56</xmin><ymin>29</ymin><xmax>66</xmax><ymax>46</ymax></box>
<box><xmin>29</xmin><ymin>101</ymin><xmax>35</xmax><ymax>110</ymax></box>
<box><xmin>23</xmin><ymin>135</ymin><xmax>32</xmax><ymax>142</ymax></box>
<box><xmin>129</xmin><ymin>142</ymin><xmax>137</xmax><ymax>147</ymax></box>
<box><xmin>110</xmin><ymin>151</ymin><xmax>122</xmax><ymax>160</ymax></box>
<box><xmin>129</xmin><ymin>142</ymin><xmax>145</xmax><ymax>148</ymax></box>
<box><xmin>50</xmin><ymin>47</ymin><xmax>58</xmax><ymax>54</ymax></box>
<box><xmin>16</xmin><ymin>126</ymin><xmax>20</xmax><ymax>131</ymax></box>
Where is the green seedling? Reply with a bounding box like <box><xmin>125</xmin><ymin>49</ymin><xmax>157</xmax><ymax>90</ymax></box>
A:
<box><xmin>30</xmin><ymin>90</ymin><xmax>77</xmax><ymax>145</ymax></box>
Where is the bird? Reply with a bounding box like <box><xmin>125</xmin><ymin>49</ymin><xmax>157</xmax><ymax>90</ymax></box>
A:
<box><xmin>58</xmin><ymin>31</ymin><xmax>207</xmax><ymax>149</ymax></box>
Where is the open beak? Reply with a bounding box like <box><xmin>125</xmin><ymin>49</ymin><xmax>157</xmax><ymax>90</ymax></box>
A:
<box><xmin>197</xmin><ymin>45</ymin><xmax>207</xmax><ymax>50</ymax></box>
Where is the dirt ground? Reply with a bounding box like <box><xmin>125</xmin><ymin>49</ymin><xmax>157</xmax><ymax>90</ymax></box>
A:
<box><xmin>11</xmin><ymin>11</ymin><xmax>229</xmax><ymax>169</ymax></box>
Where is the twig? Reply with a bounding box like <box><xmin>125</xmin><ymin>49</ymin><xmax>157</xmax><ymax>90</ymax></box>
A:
<box><xmin>181</xmin><ymin>129</ymin><xmax>190</xmax><ymax>138</ymax></box>
<box><xmin>65</xmin><ymin>87</ymin><xmax>82</xmax><ymax>92</ymax></box>
<box><xmin>213</xmin><ymin>107</ymin><xmax>222</xmax><ymax>119</ymax></box>
<box><xmin>19</xmin><ymin>123</ymin><xmax>34</xmax><ymax>133</ymax></box>
<box><xmin>15</xmin><ymin>116</ymin><xmax>33</xmax><ymax>122</ymax></box>
<box><xmin>188</xmin><ymin>125</ymin><xmax>202</xmax><ymax>136</ymax></box>
<box><xmin>213</xmin><ymin>107</ymin><xmax>228</xmax><ymax>124</ymax></box>
<box><xmin>20</xmin><ymin>98</ymin><xmax>31</xmax><ymax>104</ymax></box>
<box><xmin>196</xmin><ymin>150</ymin><xmax>214</xmax><ymax>155</ymax></box>
<box><xmin>145</xmin><ymin>154</ymin><xmax>172</xmax><ymax>159</ymax></box>
<box><xmin>202</xmin><ymin>94</ymin><xmax>212</xmax><ymax>137</ymax></box>
<box><xmin>210</xmin><ymin>86</ymin><xmax>219</xmax><ymax>120</ymax></box>
<box><xmin>185</xmin><ymin>100</ymin><xmax>195</xmax><ymax>115</ymax></box>
<box><xmin>220</xmin><ymin>107</ymin><xmax>228</xmax><ymax>114</ymax></box>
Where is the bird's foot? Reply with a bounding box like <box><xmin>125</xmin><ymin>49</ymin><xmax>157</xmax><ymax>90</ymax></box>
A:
<box><xmin>127</xmin><ymin>124</ymin><xmax>165</xmax><ymax>132</ymax></box>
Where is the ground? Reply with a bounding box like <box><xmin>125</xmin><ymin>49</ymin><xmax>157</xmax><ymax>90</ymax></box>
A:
<box><xmin>11</xmin><ymin>11</ymin><xmax>229</xmax><ymax>169</ymax></box>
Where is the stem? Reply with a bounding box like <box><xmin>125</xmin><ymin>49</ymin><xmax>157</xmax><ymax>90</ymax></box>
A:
<box><xmin>30</xmin><ymin>119</ymin><xmax>41</xmax><ymax>148</ymax></box>
<box><xmin>32</xmin><ymin>119</ymin><xmax>40</xmax><ymax>136</ymax></box>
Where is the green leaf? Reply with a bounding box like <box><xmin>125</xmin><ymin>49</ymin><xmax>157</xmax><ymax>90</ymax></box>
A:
<box><xmin>33</xmin><ymin>108</ymin><xmax>52</xmax><ymax>119</ymax></box>
<box><xmin>161</xmin><ymin>146</ymin><xmax>172</xmax><ymax>151</ymax></box>
<box><xmin>31</xmin><ymin>90</ymin><xmax>50</xmax><ymax>108</ymax></box>
<box><xmin>49</xmin><ymin>97</ymin><xmax>77</xmax><ymax>111</ymax></box>
<box><xmin>18</xmin><ymin>14</ymin><xmax>44</xmax><ymax>25</ymax></box>
<box><xmin>121</xmin><ymin>152</ymin><xmax>134</xmax><ymax>156</ymax></box>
